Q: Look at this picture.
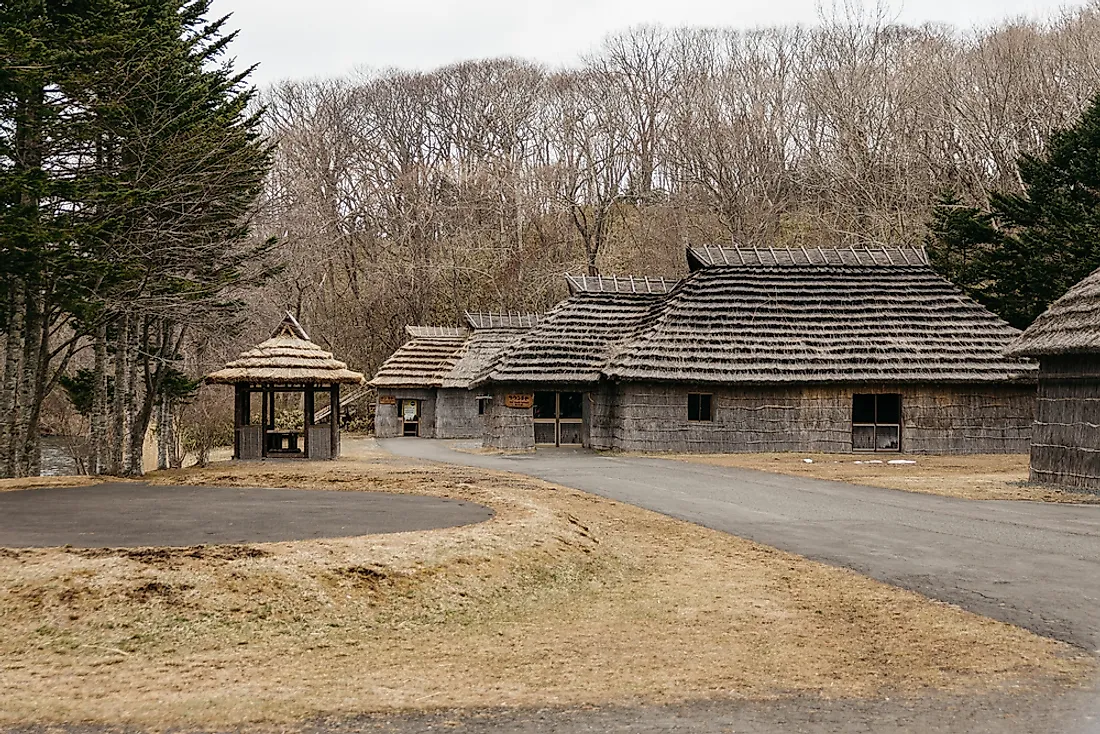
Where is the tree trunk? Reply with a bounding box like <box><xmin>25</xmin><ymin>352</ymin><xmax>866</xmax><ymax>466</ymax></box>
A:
<box><xmin>126</xmin><ymin>315</ymin><xmax>144</xmax><ymax>476</ymax></box>
<box><xmin>13</xmin><ymin>286</ymin><xmax>44</xmax><ymax>477</ymax></box>
<box><xmin>91</xmin><ymin>321</ymin><xmax>110</xmax><ymax>474</ymax></box>
<box><xmin>156</xmin><ymin>398</ymin><xmax>169</xmax><ymax>471</ymax></box>
<box><xmin>0</xmin><ymin>284</ymin><xmax>25</xmax><ymax>478</ymax></box>
<box><xmin>111</xmin><ymin>312</ymin><xmax>130</xmax><ymax>475</ymax></box>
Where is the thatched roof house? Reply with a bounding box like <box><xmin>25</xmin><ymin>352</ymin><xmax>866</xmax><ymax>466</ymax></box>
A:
<box><xmin>371</xmin><ymin>313</ymin><xmax>541</xmax><ymax>439</ymax></box>
<box><xmin>1008</xmin><ymin>265</ymin><xmax>1100</xmax><ymax>489</ymax></box>
<box><xmin>479</xmin><ymin>247</ymin><xmax>1037</xmax><ymax>453</ymax></box>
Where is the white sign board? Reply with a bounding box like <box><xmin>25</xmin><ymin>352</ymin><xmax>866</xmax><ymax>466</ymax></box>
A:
<box><xmin>403</xmin><ymin>403</ymin><xmax>418</xmax><ymax>421</ymax></box>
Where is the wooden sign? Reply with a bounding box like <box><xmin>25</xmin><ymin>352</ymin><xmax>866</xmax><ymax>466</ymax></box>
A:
<box><xmin>378</xmin><ymin>395</ymin><xmax>396</xmax><ymax>405</ymax></box>
<box><xmin>504</xmin><ymin>393</ymin><xmax>534</xmax><ymax>409</ymax></box>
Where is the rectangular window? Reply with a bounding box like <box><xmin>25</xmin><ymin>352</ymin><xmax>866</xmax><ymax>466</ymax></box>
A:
<box><xmin>852</xmin><ymin>394</ymin><xmax>902</xmax><ymax>452</ymax></box>
<box><xmin>688</xmin><ymin>393</ymin><xmax>713</xmax><ymax>422</ymax></box>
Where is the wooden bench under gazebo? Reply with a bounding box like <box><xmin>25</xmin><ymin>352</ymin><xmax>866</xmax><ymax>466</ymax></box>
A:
<box><xmin>206</xmin><ymin>314</ymin><xmax>365</xmax><ymax>460</ymax></box>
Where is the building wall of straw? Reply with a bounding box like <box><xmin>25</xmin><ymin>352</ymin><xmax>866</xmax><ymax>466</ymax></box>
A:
<box><xmin>375</xmin><ymin>388</ymin><xmax>437</xmax><ymax>438</ymax></box>
<box><xmin>1029</xmin><ymin>356</ymin><xmax>1100</xmax><ymax>489</ymax></box>
<box><xmin>603</xmin><ymin>382</ymin><xmax>1034</xmax><ymax>454</ymax></box>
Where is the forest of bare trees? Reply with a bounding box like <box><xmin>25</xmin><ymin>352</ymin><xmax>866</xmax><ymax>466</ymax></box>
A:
<box><xmin>250</xmin><ymin>3</ymin><xmax>1100</xmax><ymax>375</ymax></box>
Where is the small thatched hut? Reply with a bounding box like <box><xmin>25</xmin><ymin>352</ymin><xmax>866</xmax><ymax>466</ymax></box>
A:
<box><xmin>206</xmin><ymin>314</ymin><xmax>365</xmax><ymax>460</ymax></box>
<box><xmin>1008</xmin><ymin>266</ymin><xmax>1100</xmax><ymax>489</ymax></box>
<box><xmin>477</xmin><ymin>247</ymin><xmax>1037</xmax><ymax>453</ymax></box>
<box><xmin>371</xmin><ymin>314</ymin><xmax>541</xmax><ymax>439</ymax></box>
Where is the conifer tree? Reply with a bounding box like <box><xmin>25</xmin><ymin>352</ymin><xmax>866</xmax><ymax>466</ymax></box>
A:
<box><xmin>928</xmin><ymin>94</ymin><xmax>1100</xmax><ymax>329</ymax></box>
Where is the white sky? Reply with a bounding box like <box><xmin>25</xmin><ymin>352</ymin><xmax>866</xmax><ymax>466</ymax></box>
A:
<box><xmin>208</xmin><ymin>0</ymin><xmax>1091</xmax><ymax>85</ymax></box>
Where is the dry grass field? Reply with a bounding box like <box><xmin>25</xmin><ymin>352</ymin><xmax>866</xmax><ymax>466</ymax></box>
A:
<box><xmin>659</xmin><ymin>453</ymin><xmax>1100</xmax><ymax>503</ymax></box>
<box><xmin>0</xmin><ymin>440</ymin><xmax>1091</xmax><ymax>729</ymax></box>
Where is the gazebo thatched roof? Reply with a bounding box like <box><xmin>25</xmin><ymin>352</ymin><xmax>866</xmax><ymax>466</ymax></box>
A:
<box><xmin>206</xmin><ymin>314</ymin><xmax>365</xmax><ymax>385</ymax></box>
<box><xmin>1008</xmin><ymin>266</ymin><xmax>1100</xmax><ymax>357</ymax></box>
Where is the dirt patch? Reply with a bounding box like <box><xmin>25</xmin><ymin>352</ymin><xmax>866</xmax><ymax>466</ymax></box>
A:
<box><xmin>657</xmin><ymin>453</ymin><xmax>1100</xmax><ymax>503</ymax></box>
<box><xmin>0</xmin><ymin>441</ymin><xmax>1090</xmax><ymax>729</ymax></box>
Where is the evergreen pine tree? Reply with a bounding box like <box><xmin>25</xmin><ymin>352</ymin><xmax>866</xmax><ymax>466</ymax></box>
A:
<box><xmin>928</xmin><ymin>95</ymin><xmax>1100</xmax><ymax>329</ymax></box>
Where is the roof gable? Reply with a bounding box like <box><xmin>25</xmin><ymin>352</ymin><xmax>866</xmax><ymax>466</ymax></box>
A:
<box><xmin>687</xmin><ymin>245</ymin><xmax>929</xmax><ymax>271</ymax></box>
<box><xmin>565</xmin><ymin>274</ymin><xmax>677</xmax><ymax>294</ymax></box>
<box><xmin>371</xmin><ymin>327</ymin><xmax>468</xmax><ymax>388</ymax></box>
<box><xmin>464</xmin><ymin>312</ymin><xmax>544</xmax><ymax>330</ymax></box>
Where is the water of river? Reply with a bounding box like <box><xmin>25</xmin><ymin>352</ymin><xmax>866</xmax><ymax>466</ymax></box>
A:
<box><xmin>39</xmin><ymin>436</ymin><xmax>87</xmax><ymax>476</ymax></box>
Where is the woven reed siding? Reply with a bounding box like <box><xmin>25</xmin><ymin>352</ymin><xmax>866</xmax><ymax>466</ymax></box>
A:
<box><xmin>610</xmin><ymin>383</ymin><xmax>1033</xmax><ymax>454</ymax></box>
<box><xmin>588</xmin><ymin>384</ymin><xmax>617</xmax><ymax>450</ymax></box>
<box><xmin>307</xmin><ymin>425</ymin><xmax>332</xmax><ymax>459</ymax></box>
<box><xmin>902</xmin><ymin>386</ymin><xmax>1034</xmax><ymax>453</ymax></box>
<box><xmin>434</xmin><ymin>388</ymin><xmax>482</xmax><ymax>439</ymax></box>
<box><xmin>1029</xmin><ymin>356</ymin><xmax>1100</xmax><ymax>489</ymax></box>
<box><xmin>374</xmin><ymin>388</ymin><xmax>435</xmax><ymax>438</ymax></box>
<box><xmin>483</xmin><ymin>386</ymin><xmax>535</xmax><ymax>449</ymax></box>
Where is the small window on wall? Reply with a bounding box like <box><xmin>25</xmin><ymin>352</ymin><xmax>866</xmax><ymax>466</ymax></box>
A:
<box><xmin>688</xmin><ymin>393</ymin><xmax>713</xmax><ymax>422</ymax></box>
<box><xmin>852</xmin><ymin>393</ymin><xmax>902</xmax><ymax>452</ymax></box>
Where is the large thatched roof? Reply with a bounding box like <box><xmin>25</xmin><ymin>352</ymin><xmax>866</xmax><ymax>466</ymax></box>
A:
<box><xmin>369</xmin><ymin>325</ymin><xmax>468</xmax><ymax>389</ymax></box>
<box><xmin>481</xmin><ymin>291</ymin><xmax>664</xmax><ymax>384</ymax></box>
<box><xmin>605</xmin><ymin>258</ymin><xmax>1034</xmax><ymax>384</ymax></box>
<box><xmin>475</xmin><ymin>249</ymin><xmax>1033</xmax><ymax>387</ymax></box>
<box><xmin>206</xmin><ymin>314</ymin><xmax>365</xmax><ymax>385</ymax></box>
<box><xmin>1008</xmin><ymin>266</ymin><xmax>1100</xmax><ymax>357</ymax></box>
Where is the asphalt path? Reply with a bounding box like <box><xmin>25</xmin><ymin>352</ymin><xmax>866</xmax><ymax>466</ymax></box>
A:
<box><xmin>0</xmin><ymin>482</ymin><xmax>493</xmax><ymax>548</ymax></box>
<box><xmin>380</xmin><ymin>438</ymin><xmax>1100</xmax><ymax>651</ymax></box>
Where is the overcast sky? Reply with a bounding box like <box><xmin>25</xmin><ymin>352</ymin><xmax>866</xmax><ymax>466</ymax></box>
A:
<box><xmin>208</xmin><ymin>0</ymin><xmax>1090</xmax><ymax>85</ymax></box>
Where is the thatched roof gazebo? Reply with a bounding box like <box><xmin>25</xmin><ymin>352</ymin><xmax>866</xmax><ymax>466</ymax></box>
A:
<box><xmin>1008</xmin><ymin>265</ymin><xmax>1100</xmax><ymax>489</ymax></box>
<box><xmin>207</xmin><ymin>314</ymin><xmax>365</xmax><ymax>460</ymax></box>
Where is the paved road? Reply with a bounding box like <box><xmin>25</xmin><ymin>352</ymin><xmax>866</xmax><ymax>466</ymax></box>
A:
<box><xmin>380</xmin><ymin>438</ymin><xmax>1100</xmax><ymax>651</ymax></box>
<box><xmin>0</xmin><ymin>482</ymin><xmax>492</xmax><ymax>548</ymax></box>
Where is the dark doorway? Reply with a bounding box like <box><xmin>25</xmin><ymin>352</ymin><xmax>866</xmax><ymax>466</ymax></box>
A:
<box><xmin>852</xmin><ymin>393</ymin><xmax>902</xmax><ymax>451</ymax></box>
<box><xmin>533</xmin><ymin>391</ymin><xmax>584</xmax><ymax>446</ymax></box>
<box><xmin>399</xmin><ymin>399</ymin><xmax>421</xmax><ymax>437</ymax></box>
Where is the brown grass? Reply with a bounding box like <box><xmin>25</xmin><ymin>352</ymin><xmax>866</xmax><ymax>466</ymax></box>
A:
<box><xmin>0</xmin><ymin>439</ymin><xmax>1090</xmax><ymax>729</ymax></box>
<box><xmin>656</xmin><ymin>453</ymin><xmax>1100</xmax><ymax>503</ymax></box>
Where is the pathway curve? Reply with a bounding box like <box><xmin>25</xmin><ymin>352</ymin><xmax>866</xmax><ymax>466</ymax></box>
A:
<box><xmin>379</xmin><ymin>438</ymin><xmax>1100</xmax><ymax>651</ymax></box>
